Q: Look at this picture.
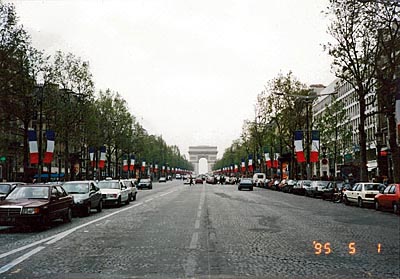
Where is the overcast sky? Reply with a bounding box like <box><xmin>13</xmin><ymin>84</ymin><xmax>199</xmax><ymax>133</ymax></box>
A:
<box><xmin>9</xmin><ymin>0</ymin><xmax>335</xmax><ymax>160</ymax></box>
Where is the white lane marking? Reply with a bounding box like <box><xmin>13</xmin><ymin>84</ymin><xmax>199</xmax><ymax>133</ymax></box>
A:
<box><xmin>0</xmin><ymin>246</ymin><xmax>45</xmax><ymax>274</ymax></box>
<box><xmin>0</xmin><ymin>236</ymin><xmax>54</xmax><ymax>260</ymax></box>
<box><xmin>1</xmin><ymin>200</ymin><xmax>143</xmax><ymax>258</ymax></box>
<box><xmin>0</xmin><ymin>188</ymin><xmax>177</xmax><ymax>273</ymax></box>
<box><xmin>194</xmin><ymin>219</ymin><xmax>200</xmax><ymax>229</ymax></box>
<box><xmin>159</xmin><ymin>190</ymin><xmax>175</xmax><ymax>197</ymax></box>
<box><xmin>189</xmin><ymin>232</ymin><xmax>199</xmax><ymax>249</ymax></box>
<box><xmin>144</xmin><ymin>198</ymin><xmax>154</xmax><ymax>202</ymax></box>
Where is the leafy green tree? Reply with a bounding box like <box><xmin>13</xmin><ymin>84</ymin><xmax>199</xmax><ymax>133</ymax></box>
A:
<box><xmin>324</xmin><ymin>0</ymin><xmax>380</xmax><ymax>181</ymax></box>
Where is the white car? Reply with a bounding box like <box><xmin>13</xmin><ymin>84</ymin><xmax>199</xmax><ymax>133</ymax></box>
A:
<box><xmin>253</xmin><ymin>173</ymin><xmax>266</xmax><ymax>187</ymax></box>
<box><xmin>121</xmin><ymin>179</ymin><xmax>138</xmax><ymax>201</ymax></box>
<box><xmin>344</xmin><ymin>183</ymin><xmax>385</xmax><ymax>207</ymax></box>
<box><xmin>98</xmin><ymin>179</ymin><xmax>130</xmax><ymax>207</ymax></box>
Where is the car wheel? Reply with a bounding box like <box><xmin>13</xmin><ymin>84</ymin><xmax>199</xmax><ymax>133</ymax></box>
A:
<box><xmin>344</xmin><ymin>196</ymin><xmax>349</xmax><ymax>205</ymax></box>
<box><xmin>238</xmin><ymin>187</ymin><xmax>241</xmax><ymax>191</ymax></box>
<box><xmin>117</xmin><ymin>197</ymin><xmax>122</xmax><ymax>207</ymax></box>
<box><xmin>358</xmin><ymin>198</ymin><xmax>363</xmax><ymax>208</ymax></box>
<box><xmin>250</xmin><ymin>187</ymin><xmax>254</xmax><ymax>191</ymax></box>
<box><xmin>132</xmin><ymin>193</ymin><xmax>137</xmax><ymax>201</ymax></box>
<box><xmin>393</xmin><ymin>203</ymin><xmax>399</xmax><ymax>214</ymax></box>
<box><xmin>129</xmin><ymin>194</ymin><xmax>133</xmax><ymax>201</ymax></box>
<box><xmin>97</xmin><ymin>200</ymin><xmax>103</xmax><ymax>213</ymax></box>
<box><xmin>83</xmin><ymin>204</ymin><xmax>91</xmax><ymax>217</ymax></box>
<box><xmin>64</xmin><ymin>208</ymin><xmax>72</xmax><ymax>223</ymax></box>
<box><xmin>374</xmin><ymin>200</ymin><xmax>380</xmax><ymax>211</ymax></box>
<box><xmin>126</xmin><ymin>197</ymin><xmax>130</xmax><ymax>205</ymax></box>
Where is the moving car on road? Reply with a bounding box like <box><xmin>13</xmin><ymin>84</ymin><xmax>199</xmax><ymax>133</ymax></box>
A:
<box><xmin>98</xmin><ymin>179</ymin><xmax>130</xmax><ymax>207</ymax></box>
<box><xmin>195</xmin><ymin>176</ymin><xmax>203</xmax><ymax>184</ymax></box>
<box><xmin>374</xmin><ymin>184</ymin><xmax>400</xmax><ymax>214</ymax></box>
<box><xmin>62</xmin><ymin>180</ymin><xmax>103</xmax><ymax>216</ymax></box>
<box><xmin>137</xmin><ymin>178</ymin><xmax>152</xmax><ymax>190</ymax></box>
<box><xmin>344</xmin><ymin>182</ymin><xmax>385</xmax><ymax>207</ymax></box>
<box><xmin>121</xmin><ymin>179</ymin><xmax>138</xmax><ymax>201</ymax></box>
<box><xmin>0</xmin><ymin>184</ymin><xmax>73</xmax><ymax>227</ymax></box>
<box><xmin>159</xmin><ymin>177</ymin><xmax>167</xmax><ymax>183</ymax></box>
<box><xmin>238</xmin><ymin>178</ymin><xmax>253</xmax><ymax>191</ymax></box>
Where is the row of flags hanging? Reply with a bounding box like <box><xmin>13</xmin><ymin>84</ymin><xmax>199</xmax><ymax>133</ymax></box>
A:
<box><xmin>294</xmin><ymin>130</ymin><xmax>320</xmax><ymax>163</ymax></box>
<box><xmin>216</xmin><ymin>130</ymin><xmax>320</xmax><ymax>174</ymax></box>
<box><xmin>28</xmin><ymin>130</ymin><xmax>55</xmax><ymax>165</ymax></box>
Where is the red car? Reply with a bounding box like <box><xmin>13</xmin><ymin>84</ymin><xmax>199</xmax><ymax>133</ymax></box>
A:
<box><xmin>374</xmin><ymin>184</ymin><xmax>400</xmax><ymax>214</ymax></box>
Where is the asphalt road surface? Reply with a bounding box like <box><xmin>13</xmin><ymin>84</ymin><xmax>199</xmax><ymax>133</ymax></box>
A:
<box><xmin>0</xmin><ymin>180</ymin><xmax>399</xmax><ymax>279</ymax></box>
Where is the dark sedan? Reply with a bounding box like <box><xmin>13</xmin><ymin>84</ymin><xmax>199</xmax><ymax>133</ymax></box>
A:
<box><xmin>137</xmin><ymin>178</ymin><xmax>152</xmax><ymax>190</ymax></box>
<box><xmin>62</xmin><ymin>181</ymin><xmax>103</xmax><ymax>216</ymax></box>
<box><xmin>0</xmin><ymin>184</ymin><xmax>73</xmax><ymax>228</ymax></box>
<box><xmin>238</xmin><ymin>178</ymin><xmax>253</xmax><ymax>191</ymax></box>
<box><xmin>306</xmin><ymin>181</ymin><xmax>332</xmax><ymax>198</ymax></box>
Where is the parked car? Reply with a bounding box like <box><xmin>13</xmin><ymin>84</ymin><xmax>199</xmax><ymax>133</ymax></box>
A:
<box><xmin>98</xmin><ymin>179</ymin><xmax>130</xmax><ymax>206</ymax></box>
<box><xmin>292</xmin><ymin>180</ymin><xmax>312</xmax><ymax>195</ymax></box>
<box><xmin>374</xmin><ymin>184</ymin><xmax>400</xmax><ymax>214</ymax></box>
<box><xmin>0</xmin><ymin>182</ymin><xmax>25</xmax><ymax>200</ymax></box>
<box><xmin>137</xmin><ymin>178</ymin><xmax>152</xmax><ymax>190</ymax></box>
<box><xmin>344</xmin><ymin>182</ymin><xmax>385</xmax><ymax>207</ymax></box>
<box><xmin>175</xmin><ymin>174</ymin><xmax>182</xmax><ymax>180</ymax></box>
<box><xmin>0</xmin><ymin>184</ymin><xmax>73</xmax><ymax>227</ymax></box>
<box><xmin>253</xmin><ymin>173</ymin><xmax>266</xmax><ymax>187</ymax></box>
<box><xmin>306</xmin><ymin>181</ymin><xmax>332</xmax><ymax>198</ymax></box>
<box><xmin>121</xmin><ymin>179</ymin><xmax>138</xmax><ymax>201</ymax></box>
<box><xmin>282</xmin><ymin>180</ymin><xmax>296</xmax><ymax>193</ymax></box>
<box><xmin>238</xmin><ymin>178</ymin><xmax>253</xmax><ymax>191</ymax></box>
<box><xmin>62</xmin><ymin>181</ymin><xmax>103</xmax><ymax>216</ymax></box>
<box><xmin>159</xmin><ymin>177</ymin><xmax>167</xmax><ymax>183</ymax></box>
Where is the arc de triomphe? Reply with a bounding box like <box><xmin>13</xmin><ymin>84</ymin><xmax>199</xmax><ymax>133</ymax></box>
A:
<box><xmin>188</xmin><ymin>146</ymin><xmax>218</xmax><ymax>174</ymax></box>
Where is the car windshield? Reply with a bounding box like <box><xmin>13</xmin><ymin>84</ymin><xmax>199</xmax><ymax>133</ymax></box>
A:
<box><xmin>97</xmin><ymin>181</ymin><xmax>120</xmax><ymax>189</ymax></box>
<box><xmin>62</xmin><ymin>183</ymin><xmax>89</xmax><ymax>194</ymax></box>
<box><xmin>6</xmin><ymin>186</ymin><xmax>48</xmax><ymax>200</ymax></box>
<box><xmin>0</xmin><ymin>184</ymin><xmax>11</xmax><ymax>194</ymax></box>
<box><xmin>140</xmin><ymin>179</ymin><xmax>150</xmax><ymax>183</ymax></box>
<box><xmin>364</xmin><ymin>184</ymin><xmax>383</xmax><ymax>191</ymax></box>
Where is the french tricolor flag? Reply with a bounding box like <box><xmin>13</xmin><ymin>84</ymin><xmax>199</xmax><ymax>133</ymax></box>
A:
<box><xmin>248</xmin><ymin>155</ymin><xmax>253</xmax><ymax>173</ymax></box>
<box><xmin>294</xmin><ymin>131</ymin><xmax>306</xmax><ymax>163</ymax></box>
<box><xmin>98</xmin><ymin>146</ymin><xmax>106</xmax><ymax>169</ymax></box>
<box><xmin>130</xmin><ymin>155</ymin><xmax>135</xmax><ymax>171</ymax></box>
<box><xmin>89</xmin><ymin>147</ymin><xmax>95</xmax><ymax>167</ymax></box>
<box><xmin>273</xmin><ymin>153</ymin><xmax>280</xmax><ymax>168</ymax></box>
<box><xmin>310</xmin><ymin>131</ymin><xmax>320</xmax><ymax>163</ymax></box>
<box><xmin>43</xmin><ymin>130</ymin><xmax>55</xmax><ymax>164</ymax></box>
<box><xmin>265</xmin><ymin>152</ymin><xmax>271</xmax><ymax>168</ymax></box>
<box><xmin>241</xmin><ymin>159</ymin><xmax>246</xmax><ymax>173</ymax></box>
<box><xmin>141</xmin><ymin>161</ymin><xmax>146</xmax><ymax>172</ymax></box>
<box><xmin>234</xmin><ymin>164</ymin><xmax>238</xmax><ymax>173</ymax></box>
<box><xmin>28</xmin><ymin>130</ymin><xmax>39</xmax><ymax>165</ymax></box>
<box><xmin>123</xmin><ymin>156</ymin><xmax>128</xmax><ymax>172</ymax></box>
